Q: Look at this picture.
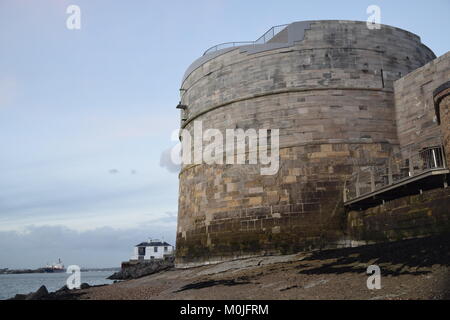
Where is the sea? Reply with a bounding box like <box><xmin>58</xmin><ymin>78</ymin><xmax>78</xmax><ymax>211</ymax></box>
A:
<box><xmin>0</xmin><ymin>271</ymin><xmax>115</xmax><ymax>300</ymax></box>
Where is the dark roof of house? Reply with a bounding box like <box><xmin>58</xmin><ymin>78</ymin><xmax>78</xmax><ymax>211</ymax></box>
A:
<box><xmin>135</xmin><ymin>241</ymin><xmax>172</xmax><ymax>247</ymax></box>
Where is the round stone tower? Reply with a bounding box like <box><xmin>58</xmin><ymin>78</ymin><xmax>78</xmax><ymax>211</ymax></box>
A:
<box><xmin>176</xmin><ymin>20</ymin><xmax>436</xmax><ymax>267</ymax></box>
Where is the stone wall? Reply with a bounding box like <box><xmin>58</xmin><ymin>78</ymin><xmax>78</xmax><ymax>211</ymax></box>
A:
<box><xmin>433</xmin><ymin>82</ymin><xmax>450</xmax><ymax>167</ymax></box>
<box><xmin>108</xmin><ymin>257</ymin><xmax>175</xmax><ymax>280</ymax></box>
<box><xmin>394</xmin><ymin>52</ymin><xmax>450</xmax><ymax>155</ymax></box>
<box><xmin>347</xmin><ymin>187</ymin><xmax>450</xmax><ymax>243</ymax></box>
<box><xmin>441</xmin><ymin>96</ymin><xmax>450</xmax><ymax>166</ymax></box>
<box><xmin>176</xmin><ymin>20</ymin><xmax>436</xmax><ymax>266</ymax></box>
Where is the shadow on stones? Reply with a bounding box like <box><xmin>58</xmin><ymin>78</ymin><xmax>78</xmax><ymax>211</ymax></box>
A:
<box><xmin>174</xmin><ymin>279</ymin><xmax>251</xmax><ymax>293</ymax></box>
<box><xmin>443</xmin><ymin>276</ymin><xmax>450</xmax><ymax>300</ymax></box>
<box><xmin>297</xmin><ymin>234</ymin><xmax>450</xmax><ymax>277</ymax></box>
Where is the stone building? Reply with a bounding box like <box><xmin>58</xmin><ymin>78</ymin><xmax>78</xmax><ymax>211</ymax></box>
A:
<box><xmin>176</xmin><ymin>20</ymin><xmax>450</xmax><ymax>267</ymax></box>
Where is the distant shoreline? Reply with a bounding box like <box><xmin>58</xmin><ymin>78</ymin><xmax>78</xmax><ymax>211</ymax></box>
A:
<box><xmin>0</xmin><ymin>267</ymin><xmax>120</xmax><ymax>275</ymax></box>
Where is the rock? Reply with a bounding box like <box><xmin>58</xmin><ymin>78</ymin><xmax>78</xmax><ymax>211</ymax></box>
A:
<box><xmin>108</xmin><ymin>256</ymin><xmax>174</xmax><ymax>280</ymax></box>
<box><xmin>56</xmin><ymin>285</ymin><xmax>69</xmax><ymax>293</ymax></box>
<box><xmin>9</xmin><ymin>284</ymin><xmax>86</xmax><ymax>300</ymax></box>
<box><xmin>80</xmin><ymin>283</ymin><xmax>90</xmax><ymax>290</ymax></box>
<box><xmin>25</xmin><ymin>285</ymin><xmax>49</xmax><ymax>300</ymax></box>
<box><xmin>51</xmin><ymin>285</ymin><xmax>71</xmax><ymax>298</ymax></box>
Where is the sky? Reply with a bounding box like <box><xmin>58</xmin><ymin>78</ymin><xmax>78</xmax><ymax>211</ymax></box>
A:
<box><xmin>0</xmin><ymin>0</ymin><xmax>449</xmax><ymax>268</ymax></box>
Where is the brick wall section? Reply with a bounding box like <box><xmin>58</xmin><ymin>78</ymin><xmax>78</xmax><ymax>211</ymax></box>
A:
<box><xmin>394</xmin><ymin>52</ymin><xmax>450</xmax><ymax>155</ymax></box>
<box><xmin>176</xmin><ymin>21</ymin><xmax>436</xmax><ymax>266</ymax></box>
<box><xmin>347</xmin><ymin>187</ymin><xmax>450</xmax><ymax>242</ymax></box>
<box><xmin>441</xmin><ymin>96</ymin><xmax>450</xmax><ymax>166</ymax></box>
<box><xmin>433</xmin><ymin>85</ymin><xmax>450</xmax><ymax>167</ymax></box>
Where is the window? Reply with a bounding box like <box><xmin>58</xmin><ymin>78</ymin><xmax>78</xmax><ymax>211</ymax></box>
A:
<box><xmin>164</xmin><ymin>246</ymin><xmax>168</xmax><ymax>252</ymax></box>
<box><xmin>138</xmin><ymin>247</ymin><xmax>145</xmax><ymax>255</ymax></box>
<box><xmin>154</xmin><ymin>247</ymin><xmax>158</xmax><ymax>253</ymax></box>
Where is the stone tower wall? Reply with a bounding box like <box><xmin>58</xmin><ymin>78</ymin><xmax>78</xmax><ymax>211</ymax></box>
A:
<box><xmin>176</xmin><ymin>20</ymin><xmax>436</xmax><ymax>266</ymax></box>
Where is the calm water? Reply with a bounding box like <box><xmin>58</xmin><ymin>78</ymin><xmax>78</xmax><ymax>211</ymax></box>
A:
<box><xmin>0</xmin><ymin>271</ymin><xmax>115</xmax><ymax>300</ymax></box>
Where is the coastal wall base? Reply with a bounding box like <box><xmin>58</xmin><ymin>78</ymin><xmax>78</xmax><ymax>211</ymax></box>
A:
<box><xmin>176</xmin><ymin>186</ymin><xmax>450</xmax><ymax>268</ymax></box>
<box><xmin>347</xmin><ymin>186</ymin><xmax>450</xmax><ymax>243</ymax></box>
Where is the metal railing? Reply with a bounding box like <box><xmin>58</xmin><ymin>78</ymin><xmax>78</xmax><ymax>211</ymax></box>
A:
<box><xmin>344</xmin><ymin>145</ymin><xmax>447</xmax><ymax>203</ymax></box>
<box><xmin>203</xmin><ymin>41</ymin><xmax>255</xmax><ymax>55</ymax></box>
<box><xmin>254</xmin><ymin>24</ymin><xmax>289</xmax><ymax>44</ymax></box>
<box><xmin>203</xmin><ymin>24</ymin><xmax>289</xmax><ymax>56</ymax></box>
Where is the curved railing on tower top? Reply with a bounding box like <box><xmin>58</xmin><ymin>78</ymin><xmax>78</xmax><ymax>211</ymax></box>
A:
<box><xmin>203</xmin><ymin>24</ymin><xmax>289</xmax><ymax>56</ymax></box>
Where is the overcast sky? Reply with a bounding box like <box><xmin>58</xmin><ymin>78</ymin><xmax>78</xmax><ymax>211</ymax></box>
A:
<box><xmin>0</xmin><ymin>0</ymin><xmax>449</xmax><ymax>268</ymax></box>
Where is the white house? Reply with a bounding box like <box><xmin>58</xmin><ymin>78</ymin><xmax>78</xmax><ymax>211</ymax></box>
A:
<box><xmin>131</xmin><ymin>239</ymin><xmax>174</xmax><ymax>261</ymax></box>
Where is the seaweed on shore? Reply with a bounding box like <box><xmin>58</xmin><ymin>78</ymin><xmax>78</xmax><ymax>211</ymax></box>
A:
<box><xmin>174</xmin><ymin>279</ymin><xmax>251</xmax><ymax>292</ymax></box>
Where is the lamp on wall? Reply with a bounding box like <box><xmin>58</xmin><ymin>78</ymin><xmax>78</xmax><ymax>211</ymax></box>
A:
<box><xmin>176</xmin><ymin>101</ymin><xmax>187</xmax><ymax>110</ymax></box>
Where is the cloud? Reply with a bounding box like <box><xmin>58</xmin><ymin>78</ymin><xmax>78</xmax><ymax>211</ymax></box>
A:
<box><xmin>157</xmin><ymin>211</ymin><xmax>178</xmax><ymax>223</ymax></box>
<box><xmin>0</xmin><ymin>221</ymin><xmax>177</xmax><ymax>269</ymax></box>
<box><xmin>0</xmin><ymin>181</ymin><xmax>164</xmax><ymax>218</ymax></box>
<box><xmin>159</xmin><ymin>147</ymin><xmax>181</xmax><ymax>173</ymax></box>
